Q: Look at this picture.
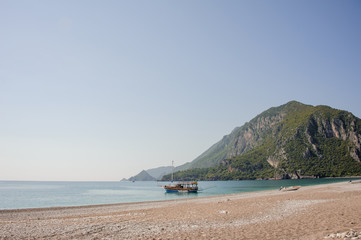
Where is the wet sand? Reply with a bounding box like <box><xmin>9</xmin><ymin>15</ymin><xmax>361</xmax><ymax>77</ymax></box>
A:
<box><xmin>1</xmin><ymin>181</ymin><xmax>361</xmax><ymax>239</ymax></box>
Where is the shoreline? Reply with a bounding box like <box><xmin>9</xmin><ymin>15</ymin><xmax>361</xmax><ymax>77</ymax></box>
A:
<box><xmin>2</xmin><ymin>177</ymin><xmax>360</xmax><ymax>212</ymax></box>
<box><xmin>1</xmin><ymin>181</ymin><xmax>361</xmax><ymax>239</ymax></box>
<box><xmin>0</xmin><ymin>186</ymin><xmax>279</xmax><ymax>213</ymax></box>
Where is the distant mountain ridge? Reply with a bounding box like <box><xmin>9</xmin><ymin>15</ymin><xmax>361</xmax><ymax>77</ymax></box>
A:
<box><xmin>163</xmin><ymin>101</ymin><xmax>361</xmax><ymax>180</ymax></box>
<box><xmin>146</xmin><ymin>166</ymin><xmax>173</xmax><ymax>180</ymax></box>
<box><xmin>128</xmin><ymin>170</ymin><xmax>155</xmax><ymax>181</ymax></box>
<box><xmin>128</xmin><ymin>166</ymin><xmax>172</xmax><ymax>181</ymax></box>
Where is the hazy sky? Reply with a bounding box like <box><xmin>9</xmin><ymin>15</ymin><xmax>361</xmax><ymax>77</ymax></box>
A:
<box><xmin>1</xmin><ymin>1</ymin><xmax>361</xmax><ymax>181</ymax></box>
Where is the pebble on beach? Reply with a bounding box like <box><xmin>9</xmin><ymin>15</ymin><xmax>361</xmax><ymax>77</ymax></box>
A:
<box><xmin>325</xmin><ymin>229</ymin><xmax>361</xmax><ymax>239</ymax></box>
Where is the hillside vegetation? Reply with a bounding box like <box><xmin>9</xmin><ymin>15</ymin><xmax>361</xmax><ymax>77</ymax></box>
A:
<box><xmin>162</xmin><ymin>101</ymin><xmax>361</xmax><ymax>181</ymax></box>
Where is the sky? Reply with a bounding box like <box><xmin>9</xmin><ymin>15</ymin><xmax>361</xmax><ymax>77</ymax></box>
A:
<box><xmin>1</xmin><ymin>1</ymin><xmax>361</xmax><ymax>181</ymax></box>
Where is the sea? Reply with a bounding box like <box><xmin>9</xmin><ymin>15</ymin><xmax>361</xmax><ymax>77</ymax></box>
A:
<box><xmin>0</xmin><ymin>178</ymin><xmax>359</xmax><ymax>210</ymax></box>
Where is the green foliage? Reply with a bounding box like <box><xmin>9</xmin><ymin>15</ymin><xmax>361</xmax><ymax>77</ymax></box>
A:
<box><xmin>162</xmin><ymin>168</ymin><xmax>210</xmax><ymax>181</ymax></box>
<box><xmin>161</xmin><ymin>101</ymin><xmax>361</xmax><ymax>181</ymax></box>
<box><xmin>279</xmin><ymin>137</ymin><xmax>361</xmax><ymax>177</ymax></box>
<box><xmin>162</xmin><ymin>147</ymin><xmax>275</xmax><ymax>181</ymax></box>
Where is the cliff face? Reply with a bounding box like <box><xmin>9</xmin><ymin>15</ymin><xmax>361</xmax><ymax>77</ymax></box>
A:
<box><xmin>175</xmin><ymin>103</ymin><xmax>288</xmax><ymax>171</ymax></box>
<box><xmin>226</xmin><ymin>111</ymin><xmax>285</xmax><ymax>159</ymax></box>
<box><xmin>176</xmin><ymin>101</ymin><xmax>307</xmax><ymax>170</ymax></box>
<box><xmin>171</xmin><ymin>101</ymin><xmax>361</xmax><ymax>180</ymax></box>
<box><xmin>306</xmin><ymin>113</ymin><xmax>361</xmax><ymax>162</ymax></box>
<box><xmin>271</xmin><ymin>105</ymin><xmax>361</xmax><ymax>178</ymax></box>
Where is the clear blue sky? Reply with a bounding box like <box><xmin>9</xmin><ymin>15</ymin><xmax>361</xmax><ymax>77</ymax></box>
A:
<box><xmin>1</xmin><ymin>1</ymin><xmax>360</xmax><ymax>181</ymax></box>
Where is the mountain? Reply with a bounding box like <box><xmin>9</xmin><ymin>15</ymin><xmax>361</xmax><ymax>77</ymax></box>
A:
<box><xmin>146</xmin><ymin>166</ymin><xmax>173</xmax><ymax>180</ymax></box>
<box><xmin>163</xmin><ymin>101</ymin><xmax>361</xmax><ymax>180</ymax></box>
<box><xmin>128</xmin><ymin>166</ymin><xmax>172</xmax><ymax>181</ymax></box>
<box><xmin>128</xmin><ymin>170</ymin><xmax>156</xmax><ymax>181</ymax></box>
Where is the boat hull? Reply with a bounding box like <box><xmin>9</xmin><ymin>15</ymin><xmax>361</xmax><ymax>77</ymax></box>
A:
<box><xmin>162</xmin><ymin>182</ymin><xmax>198</xmax><ymax>193</ymax></box>
<box><xmin>280</xmin><ymin>186</ymin><xmax>301</xmax><ymax>191</ymax></box>
<box><xmin>164</xmin><ymin>187</ymin><xmax>198</xmax><ymax>193</ymax></box>
<box><xmin>165</xmin><ymin>189</ymin><xmax>179</xmax><ymax>193</ymax></box>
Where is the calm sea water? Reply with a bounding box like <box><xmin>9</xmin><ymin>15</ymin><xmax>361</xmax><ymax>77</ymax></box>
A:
<box><xmin>0</xmin><ymin>178</ymin><xmax>359</xmax><ymax>210</ymax></box>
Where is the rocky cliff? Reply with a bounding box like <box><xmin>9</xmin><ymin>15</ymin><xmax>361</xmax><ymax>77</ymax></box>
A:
<box><xmin>175</xmin><ymin>101</ymin><xmax>303</xmax><ymax>171</ymax></box>
<box><xmin>165</xmin><ymin>101</ymin><xmax>361</xmax><ymax>180</ymax></box>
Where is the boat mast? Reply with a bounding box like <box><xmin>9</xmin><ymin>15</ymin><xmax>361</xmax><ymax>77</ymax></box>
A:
<box><xmin>171</xmin><ymin>160</ymin><xmax>174</xmax><ymax>182</ymax></box>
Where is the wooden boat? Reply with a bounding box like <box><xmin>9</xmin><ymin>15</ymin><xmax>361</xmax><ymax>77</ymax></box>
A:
<box><xmin>280</xmin><ymin>186</ymin><xmax>301</xmax><ymax>191</ymax></box>
<box><xmin>163</xmin><ymin>181</ymin><xmax>198</xmax><ymax>193</ymax></box>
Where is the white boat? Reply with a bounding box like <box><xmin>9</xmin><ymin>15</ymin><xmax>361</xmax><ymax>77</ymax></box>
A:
<box><xmin>280</xmin><ymin>186</ymin><xmax>301</xmax><ymax>191</ymax></box>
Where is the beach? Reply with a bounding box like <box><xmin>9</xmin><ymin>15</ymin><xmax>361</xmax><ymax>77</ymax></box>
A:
<box><xmin>0</xmin><ymin>181</ymin><xmax>360</xmax><ymax>240</ymax></box>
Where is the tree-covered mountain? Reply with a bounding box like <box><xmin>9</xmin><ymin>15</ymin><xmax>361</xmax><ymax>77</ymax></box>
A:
<box><xmin>162</xmin><ymin>101</ymin><xmax>361</xmax><ymax>181</ymax></box>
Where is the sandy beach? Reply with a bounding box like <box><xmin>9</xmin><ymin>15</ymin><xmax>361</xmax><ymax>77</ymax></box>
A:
<box><xmin>0</xmin><ymin>181</ymin><xmax>360</xmax><ymax>240</ymax></box>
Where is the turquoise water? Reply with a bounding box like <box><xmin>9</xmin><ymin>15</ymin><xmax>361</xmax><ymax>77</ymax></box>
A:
<box><xmin>0</xmin><ymin>178</ymin><xmax>359</xmax><ymax>210</ymax></box>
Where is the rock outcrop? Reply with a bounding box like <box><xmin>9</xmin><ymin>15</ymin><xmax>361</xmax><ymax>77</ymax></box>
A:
<box><xmin>169</xmin><ymin>101</ymin><xmax>361</xmax><ymax>180</ymax></box>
